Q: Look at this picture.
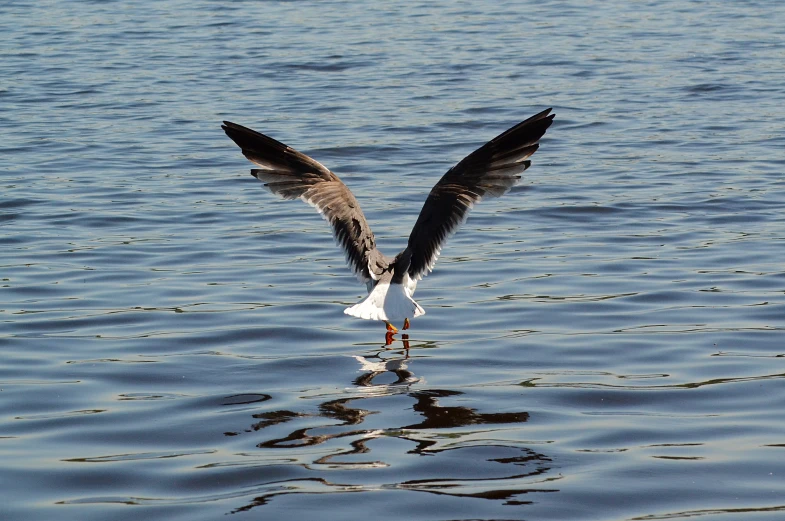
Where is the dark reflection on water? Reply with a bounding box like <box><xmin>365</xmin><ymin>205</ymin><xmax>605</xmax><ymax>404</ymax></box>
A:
<box><xmin>230</xmin><ymin>342</ymin><xmax>555</xmax><ymax>514</ymax></box>
<box><xmin>405</xmin><ymin>389</ymin><xmax>530</xmax><ymax>430</ymax></box>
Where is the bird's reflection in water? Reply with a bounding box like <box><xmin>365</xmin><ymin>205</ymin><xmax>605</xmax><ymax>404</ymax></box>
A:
<box><xmin>354</xmin><ymin>334</ymin><xmax>416</xmax><ymax>388</ymax></box>
<box><xmin>384</xmin><ymin>330</ymin><xmax>407</xmax><ymax>347</ymax></box>
<box><xmin>230</xmin><ymin>336</ymin><xmax>558</xmax><ymax>513</ymax></box>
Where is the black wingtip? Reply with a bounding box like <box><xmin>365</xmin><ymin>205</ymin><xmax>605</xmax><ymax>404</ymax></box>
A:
<box><xmin>221</xmin><ymin>121</ymin><xmax>253</xmax><ymax>138</ymax></box>
<box><xmin>534</xmin><ymin>108</ymin><xmax>556</xmax><ymax>126</ymax></box>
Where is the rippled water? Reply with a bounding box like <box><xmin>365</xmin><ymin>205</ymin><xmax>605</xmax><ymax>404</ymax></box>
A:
<box><xmin>3</xmin><ymin>1</ymin><xmax>785</xmax><ymax>520</ymax></box>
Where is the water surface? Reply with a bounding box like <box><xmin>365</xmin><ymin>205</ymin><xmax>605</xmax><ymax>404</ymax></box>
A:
<box><xmin>2</xmin><ymin>1</ymin><xmax>785</xmax><ymax>520</ymax></box>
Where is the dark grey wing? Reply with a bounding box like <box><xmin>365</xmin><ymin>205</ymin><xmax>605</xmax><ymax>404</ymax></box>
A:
<box><xmin>222</xmin><ymin>121</ymin><xmax>380</xmax><ymax>283</ymax></box>
<box><xmin>406</xmin><ymin>108</ymin><xmax>555</xmax><ymax>280</ymax></box>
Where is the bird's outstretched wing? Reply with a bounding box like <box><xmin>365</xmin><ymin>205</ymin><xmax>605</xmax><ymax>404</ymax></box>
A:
<box><xmin>405</xmin><ymin>108</ymin><xmax>555</xmax><ymax>280</ymax></box>
<box><xmin>222</xmin><ymin>121</ymin><xmax>381</xmax><ymax>283</ymax></box>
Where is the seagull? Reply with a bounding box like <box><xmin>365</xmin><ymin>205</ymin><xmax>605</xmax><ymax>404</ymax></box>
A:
<box><xmin>222</xmin><ymin>108</ymin><xmax>554</xmax><ymax>333</ymax></box>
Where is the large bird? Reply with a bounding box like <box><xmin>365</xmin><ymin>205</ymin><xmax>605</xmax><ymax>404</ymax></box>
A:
<box><xmin>222</xmin><ymin>108</ymin><xmax>554</xmax><ymax>333</ymax></box>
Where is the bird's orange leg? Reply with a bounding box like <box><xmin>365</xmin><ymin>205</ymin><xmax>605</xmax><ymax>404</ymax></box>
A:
<box><xmin>403</xmin><ymin>318</ymin><xmax>410</xmax><ymax>330</ymax></box>
<box><xmin>385</xmin><ymin>321</ymin><xmax>398</xmax><ymax>333</ymax></box>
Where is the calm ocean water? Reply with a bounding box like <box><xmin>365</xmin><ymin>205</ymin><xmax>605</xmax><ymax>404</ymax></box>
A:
<box><xmin>2</xmin><ymin>1</ymin><xmax>785</xmax><ymax>520</ymax></box>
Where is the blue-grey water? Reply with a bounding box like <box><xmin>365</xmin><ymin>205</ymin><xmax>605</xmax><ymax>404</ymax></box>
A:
<box><xmin>2</xmin><ymin>1</ymin><xmax>785</xmax><ymax>520</ymax></box>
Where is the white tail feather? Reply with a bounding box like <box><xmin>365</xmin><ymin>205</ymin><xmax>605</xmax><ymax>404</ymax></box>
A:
<box><xmin>345</xmin><ymin>282</ymin><xmax>425</xmax><ymax>322</ymax></box>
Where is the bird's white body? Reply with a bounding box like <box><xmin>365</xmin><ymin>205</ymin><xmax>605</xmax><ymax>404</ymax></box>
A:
<box><xmin>344</xmin><ymin>273</ymin><xmax>424</xmax><ymax>322</ymax></box>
